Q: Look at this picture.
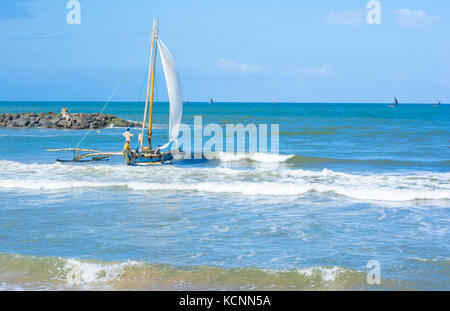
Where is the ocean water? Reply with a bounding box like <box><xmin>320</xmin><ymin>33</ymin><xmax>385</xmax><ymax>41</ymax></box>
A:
<box><xmin>0</xmin><ymin>101</ymin><xmax>448</xmax><ymax>290</ymax></box>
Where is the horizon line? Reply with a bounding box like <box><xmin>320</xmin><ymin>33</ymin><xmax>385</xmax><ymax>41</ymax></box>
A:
<box><xmin>0</xmin><ymin>100</ymin><xmax>447</xmax><ymax>105</ymax></box>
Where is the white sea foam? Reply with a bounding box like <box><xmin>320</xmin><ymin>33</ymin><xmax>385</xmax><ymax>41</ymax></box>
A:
<box><xmin>0</xmin><ymin>160</ymin><xmax>449</xmax><ymax>202</ymax></box>
<box><xmin>0</xmin><ymin>251</ymin><xmax>372</xmax><ymax>290</ymax></box>
<box><xmin>261</xmin><ymin>265</ymin><xmax>349</xmax><ymax>283</ymax></box>
<box><xmin>409</xmin><ymin>256</ymin><xmax>450</xmax><ymax>263</ymax></box>
<box><xmin>215</xmin><ymin>152</ymin><xmax>295</xmax><ymax>163</ymax></box>
<box><xmin>296</xmin><ymin>266</ymin><xmax>347</xmax><ymax>282</ymax></box>
<box><xmin>64</xmin><ymin>259</ymin><xmax>142</xmax><ymax>287</ymax></box>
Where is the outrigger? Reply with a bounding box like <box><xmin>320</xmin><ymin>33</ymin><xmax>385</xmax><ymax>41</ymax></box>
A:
<box><xmin>48</xmin><ymin>19</ymin><xmax>183</xmax><ymax>166</ymax></box>
<box><xmin>47</xmin><ymin>148</ymin><xmax>122</xmax><ymax>163</ymax></box>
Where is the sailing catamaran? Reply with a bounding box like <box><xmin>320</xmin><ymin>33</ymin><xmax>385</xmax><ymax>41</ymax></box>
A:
<box><xmin>123</xmin><ymin>19</ymin><xmax>183</xmax><ymax>165</ymax></box>
<box><xmin>48</xmin><ymin>19</ymin><xmax>183</xmax><ymax>165</ymax></box>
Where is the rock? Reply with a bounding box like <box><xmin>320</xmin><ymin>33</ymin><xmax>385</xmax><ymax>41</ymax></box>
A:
<box><xmin>109</xmin><ymin>117</ymin><xmax>132</xmax><ymax>128</ymax></box>
<box><xmin>0</xmin><ymin>111</ymin><xmax>139</xmax><ymax>130</ymax></box>
<box><xmin>56</xmin><ymin>119</ymin><xmax>66</xmax><ymax>127</ymax></box>
<box><xmin>49</xmin><ymin>115</ymin><xmax>62</xmax><ymax>125</ymax></box>
<box><xmin>29</xmin><ymin>117</ymin><xmax>39</xmax><ymax>126</ymax></box>
<box><xmin>39</xmin><ymin>119</ymin><xmax>53</xmax><ymax>128</ymax></box>
<box><xmin>80</xmin><ymin>121</ymin><xmax>91</xmax><ymax>128</ymax></box>
<box><xmin>90</xmin><ymin>119</ymin><xmax>105</xmax><ymax>129</ymax></box>
<box><xmin>16</xmin><ymin>119</ymin><xmax>29</xmax><ymax>127</ymax></box>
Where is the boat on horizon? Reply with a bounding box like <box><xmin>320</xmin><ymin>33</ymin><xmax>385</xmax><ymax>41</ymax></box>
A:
<box><xmin>388</xmin><ymin>97</ymin><xmax>398</xmax><ymax>108</ymax></box>
<box><xmin>432</xmin><ymin>98</ymin><xmax>441</xmax><ymax>107</ymax></box>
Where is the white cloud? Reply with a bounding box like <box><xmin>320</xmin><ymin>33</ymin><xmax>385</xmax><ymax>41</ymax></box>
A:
<box><xmin>326</xmin><ymin>10</ymin><xmax>365</xmax><ymax>25</ymax></box>
<box><xmin>294</xmin><ymin>65</ymin><xmax>333</xmax><ymax>78</ymax></box>
<box><xmin>394</xmin><ymin>9</ymin><xmax>439</xmax><ymax>29</ymax></box>
<box><xmin>217</xmin><ymin>58</ymin><xmax>263</xmax><ymax>74</ymax></box>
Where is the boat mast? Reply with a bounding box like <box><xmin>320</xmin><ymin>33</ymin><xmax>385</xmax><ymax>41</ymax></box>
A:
<box><xmin>147</xmin><ymin>19</ymin><xmax>159</xmax><ymax>150</ymax></box>
<box><xmin>140</xmin><ymin>19</ymin><xmax>157</xmax><ymax>151</ymax></box>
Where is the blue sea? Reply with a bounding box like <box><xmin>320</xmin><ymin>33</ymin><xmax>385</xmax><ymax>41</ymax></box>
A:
<box><xmin>0</xmin><ymin>101</ymin><xmax>448</xmax><ymax>290</ymax></box>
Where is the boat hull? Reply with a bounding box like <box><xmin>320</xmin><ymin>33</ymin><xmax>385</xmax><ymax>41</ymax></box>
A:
<box><xmin>123</xmin><ymin>149</ymin><xmax>173</xmax><ymax>166</ymax></box>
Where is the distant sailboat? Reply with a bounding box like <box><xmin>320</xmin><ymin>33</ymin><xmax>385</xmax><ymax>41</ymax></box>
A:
<box><xmin>123</xmin><ymin>19</ymin><xmax>183</xmax><ymax>165</ymax></box>
<box><xmin>432</xmin><ymin>98</ymin><xmax>441</xmax><ymax>107</ymax></box>
<box><xmin>388</xmin><ymin>97</ymin><xmax>398</xmax><ymax>108</ymax></box>
<box><xmin>209</xmin><ymin>98</ymin><xmax>214</xmax><ymax>104</ymax></box>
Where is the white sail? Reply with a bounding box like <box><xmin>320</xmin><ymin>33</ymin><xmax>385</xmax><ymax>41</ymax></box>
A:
<box><xmin>157</xmin><ymin>37</ymin><xmax>183</xmax><ymax>149</ymax></box>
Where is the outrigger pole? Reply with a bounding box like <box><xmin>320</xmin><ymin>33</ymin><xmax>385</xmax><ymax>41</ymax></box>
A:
<box><xmin>139</xmin><ymin>19</ymin><xmax>159</xmax><ymax>152</ymax></box>
<box><xmin>47</xmin><ymin>148</ymin><xmax>122</xmax><ymax>162</ymax></box>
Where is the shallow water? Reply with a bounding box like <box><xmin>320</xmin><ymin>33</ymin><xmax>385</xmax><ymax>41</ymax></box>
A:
<box><xmin>0</xmin><ymin>102</ymin><xmax>448</xmax><ymax>290</ymax></box>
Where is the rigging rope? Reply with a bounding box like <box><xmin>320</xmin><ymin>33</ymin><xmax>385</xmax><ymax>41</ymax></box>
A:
<box><xmin>74</xmin><ymin>33</ymin><xmax>153</xmax><ymax>149</ymax></box>
<box><xmin>131</xmin><ymin>68</ymin><xmax>149</xmax><ymax>129</ymax></box>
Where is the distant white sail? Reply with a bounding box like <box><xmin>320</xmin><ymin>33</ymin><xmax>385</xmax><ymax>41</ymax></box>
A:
<box><xmin>157</xmin><ymin>37</ymin><xmax>183</xmax><ymax>149</ymax></box>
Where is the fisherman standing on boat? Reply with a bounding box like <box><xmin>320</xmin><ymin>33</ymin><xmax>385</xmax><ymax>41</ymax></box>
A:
<box><xmin>122</xmin><ymin>128</ymin><xmax>134</xmax><ymax>149</ymax></box>
<box><xmin>123</xmin><ymin>141</ymin><xmax>131</xmax><ymax>150</ymax></box>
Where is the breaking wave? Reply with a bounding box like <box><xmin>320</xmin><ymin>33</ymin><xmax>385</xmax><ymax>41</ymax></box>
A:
<box><xmin>0</xmin><ymin>252</ymin><xmax>397</xmax><ymax>290</ymax></box>
<box><xmin>0</xmin><ymin>160</ymin><xmax>449</xmax><ymax>202</ymax></box>
<box><xmin>215</xmin><ymin>152</ymin><xmax>295</xmax><ymax>163</ymax></box>
<box><xmin>195</xmin><ymin>152</ymin><xmax>449</xmax><ymax>168</ymax></box>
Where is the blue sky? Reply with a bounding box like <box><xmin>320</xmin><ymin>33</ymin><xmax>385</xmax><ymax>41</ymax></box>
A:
<box><xmin>0</xmin><ymin>0</ymin><xmax>449</xmax><ymax>103</ymax></box>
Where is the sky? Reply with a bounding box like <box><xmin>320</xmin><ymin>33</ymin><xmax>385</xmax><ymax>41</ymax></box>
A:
<box><xmin>0</xmin><ymin>0</ymin><xmax>449</xmax><ymax>103</ymax></box>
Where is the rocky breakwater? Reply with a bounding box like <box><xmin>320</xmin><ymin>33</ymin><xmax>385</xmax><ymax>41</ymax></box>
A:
<box><xmin>0</xmin><ymin>109</ymin><xmax>137</xmax><ymax>130</ymax></box>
